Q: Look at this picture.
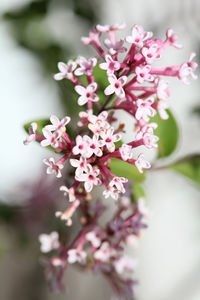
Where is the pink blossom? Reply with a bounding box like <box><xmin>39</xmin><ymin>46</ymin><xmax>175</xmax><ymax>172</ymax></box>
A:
<box><xmin>84</xmin><ymin>134</ymin><xmax>104</xmax><ymax>158</ymax></box>
<box><xmin>68</xmin><ymin>249</ymin><xmax>87</xmax><ymax>264</ymax></box>
<box><xmin>75</xmin><ymin>83</ymin><xmax>99</xmax><ymax>106</ymax></box>
<box><xmin>157</xmin><ymin>100</ymin><xmax>169</xmax><ymax>120</ymax></box>
<box><xmin>75</xmin><ymin>164</ymin><xmax>102</xmax><ymax>193</ymax></box>
<box><xmin>125</xmin><ymin>235</ymin><xmax>139</xmax><ymax>248</ymax></box>
<box><xmin>54</xmin><ymin>60</ymin><xmax>77</xmax><ymax>81</ymax></box>
<box><xmin>119</xmin><ymin>144</ymin><xmax>133</xmax><ymax>161</ymax></box>
<box><xmin>99</xmin><ymin>55</ymin><xmax>121</xmax><ymax>75</ymax></box>
<box><xmin>41</xmin><ymin>128</ymin><xmax>60</xmax><ymax>148</ymax></box>
<box><xmin>178</xmin><ymin>53</ymin><xmax>198</xmax><ymax>85</ymax></box>
<box><xmin>126</xmin><ymin>25</ymin><xmax>153</xmax><ymax>48</ymax></box>
<box><xmin>109</xmin><ymin>176</ymin><xmax>128</xmax><ymax>194</ymax></box>
<box><xmin>104</xmin><ymin>75</ymin><xmax>127</xmax><ymax>98</ymax></box>
<box><xmin>94</xmin><ymin>242</ymin><xmax>116</xmax><ymax>262</ymax></box>
<box><xmin>81</xmin><ymin>30</ymin><xmax>100</xmax><ymax>45</ymax></box>
<box><xmin>135</xmin><ymin>65</ymin><xmax>154</xmax><ymax>83</ymax></box>
<box><xmin>96</xmin><ymin>23</ymin><xmax>126</xmax><ymax>33</ymax></box>
<box><xmin>143</xmin><ymin>133</ymin><xmax>159</xmax><ymax>149</ymax></box>
<box><xmin>86</xmin><ymin>230</ymin><xmax>102</xmax><ymax>248</ymax></box>
<box><xmin>88</xmin><ymin>111</ymin><xmax>110</xmax><ymax>133</ymax></box>
<box><xmin>45</xmin><ymin>115</ymin><xmax>70</xmax><ymax>134</ymax></box>
<box><xmin>72</xmin><ymin>135</ymin><xmax>90</xmax><ymax>157</ymax></box>
<box><xmin>55</xmin><ymin>199</ymin><xmax>80</xmax><ymax>226</ymax></box>
<box><xmin>60</xmin><ymin>185</ymin><xmax>76</xmax><ymax>202</ymax></box>
<box><xmin>113</xmin><ymin>255</ymin><xmax>136</xmax><ymax>274</ymax></box>
<box><xmin>77</xmin><ymin>110</ymin><xmax>93</xmax><ymax>127</ymax></box>
<box><xmin>142</xmin><ymin>44</ymin><xmax>161</xmax><ymax>64</ymax></box>
<box><xmin>51</xmin><ymin>257</ymin><xmax>65</xmax><ymax>267</ymax></box>
<box><xmin>135</xmin><ymin>154</ymin><xmax>151</xmax><ymax>173</ymax></box>
<box><xmin>23</xmin><ymin>122</ymin><xmax>37</xmax><ymax>145</ymax></box>
<box><xmin>135</xmin><ymin>97</ymin><xmax>156</xmax><ymax>122</ymax></box>
<box><xmin>103</xmin><ymin>186</ymin><xmax>120</xmax><ymax>200</ymax></box>
<box><xmin>156</xmin><ymin>78</ymin><xmax>170</xmax><ymax>101</ymax></box>
<box><xmin>43</xmin><ymin>157</ymin><xmax>64</xmax><ymax>178</ymax></box>
<box><xmin>75</xmin><ymin>56</ymin><xmax>97</xmax><ymax>76</ymax></box>
<box><xmin>39</xmin><ymin>231</ymin><xmax>59</xmax><ymax>253</ymax></box>
<box><xmin>100</xmin><ymin>127</ymin><xmax>121</xmax><ymax>152</ymax></box>
<box><xmin>166</xmin><ymin>29</ymin><xmax>182</xmax><ymax>49</ymax></box>
<box><xmin>136</xmin><ymin>122</ymin><xmax>158</xmax><ymax>141</ymax></box>
<box><xmin>104</xmin><ymin>39</ymin><xmax>127</xmax><ymax>55</ymax></box>
<box><xmin>70</xmin><ymin>156</ymin><xmax>90</xmax><ymax>176</ymax></box>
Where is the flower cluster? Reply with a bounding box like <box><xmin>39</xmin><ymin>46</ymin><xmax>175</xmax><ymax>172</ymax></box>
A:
<box><xmin>24</xmin><ymin>24</ymin><xmax>197</xmax><ymax>299</ymax></box>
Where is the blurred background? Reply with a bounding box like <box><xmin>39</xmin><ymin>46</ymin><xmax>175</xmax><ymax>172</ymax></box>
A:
<box><xmin>0</xmin><ymin>0</ymin><xmax>200</xmax><ymax>299</ymax></box>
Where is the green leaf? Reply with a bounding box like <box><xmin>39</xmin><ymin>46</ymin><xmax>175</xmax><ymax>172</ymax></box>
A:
<box><xmin>93</xmin><ymin>64</ymin><xmax>109</xmax><ymax>107</ymax></box>
<box><xmin>170</xmin><ymin>154</ymin><xmax>200</xmax><ymax>187</ymax></box>
<box><xmin>110</xmin><ymin>158</ymin><xmax>145</xmax><ymax>182</ymax></box>
<box><xmin>131</xmin><ymin>183</ymin><xmax>146</xmax><ymax>202</ymax></box>
<box><xmin>115</xmin><ymin>140</ymin><xmax>123</xmax><ymax>149</ymax></box>
<box><xmin>151</xmin><ymin>109</ymin><xmax>179</xmax><ymax>158</ymax></box>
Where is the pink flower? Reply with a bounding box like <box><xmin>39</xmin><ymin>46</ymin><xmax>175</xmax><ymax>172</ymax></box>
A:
<box><xmin>41</xmin><ymin>128</ymin><xmax>60</xmax><ymax>148</ymax></box>
<box><xmin>94</xmin><ymin>242</ymin><xmax>116</xmax><ymax>262</ymax></box>
<box><xmin>136</xmin><ymin>122</ymin><xmax>158</xmax><ymax>140</ymax></box>
<box><xmin>135</xmin><ymin>97</ymin><xmax>156</xmax><ymax>122</ymax></box>
<box><xmin>109</xmin><ymin>176</ymin><xmax>128</xmax><ymax>194</ymax></box>
<box><xmin>143</xmin><ymin>133</ymin><xmax>159</xmax><ymax>149</ymax></box>
<box><xmin>60</xmin><ymin>185</ymin><xmax>76</xmax><ymax>202</ymax></box>
<box><xmin>135</xmin><ymin>154</ymin><xmax>151</xmax><ymax>173</ymax></box>
<box><xmin>54</xmin><ymin>60</ymin><xmax>77</xmax><ymax>81</ymax></box>
<box><xmin>51</xmin><ymin>257</ymin><xmax>65</xmax><ymax>267</ymax></box>
<box><xmin>157</xmin><ymin>100</ymin><xmax>169</xmax><ymax>120</ymax></box>
<box><xmin>39</xmin><ymin>231</ymin><xmax>59</xmax><ymax>253</ymax></box>
<box><xmin>72</xmin><ymin>134</ymin><xmax>103</xmax><ymax>159</ymax></box>
<box><xmin>77</xmin><ymin>110</ymin><xmax>93</xmax><ymax>127</ymax></box>
<box><xmin>156</xmin><ymin>78</ymin><xmax>170</xmax><ymax>101</ymax></box>
<box><xmin>104</xmin><ymin>39</ymin><xmax>127</xmax><ymax>55</ymax></box>
<box><xmin>113</xmin><ymin>255</ymin><xmax>136</xmax><ymax>274</ymax></box>
<box><xmin>100</xmin><ymin>127</ymin><xmax>121</xmax><ymax>152</ymax></box>
<box><xmin>75</xmin><ymin>164</ymin><xmax>102</xmax><ymax>193</ymax></box>
<box><xmin>84</xmin><ymin>134</ymin><xmax>104</xmax><ymax>158</ymax></box>
<box><xmin>23</xmin><ymin>122</ymin><xmax>37</xmax><ymax>145</ymax></box>
<box><xmin>179</xmin><ymin>53</ymin><xmax>198</xmax><ymax>85</ymax></box>
<box><xmin>135</xmin><ymin>65</ymin><xmax>154</xmax><ymax>83</ymax></box>
<box><xmin>75</xmin><ymin>83</ymin><xmax>99</xmax><ymax>106</ymax></box>
<box><xmin>75</xmin><ymin>56</ymin><xmax>97</xmax><ymax>76</ymax></box>
<box><xmin>103</xmin><ymin>186</ymin><xmax>120</xmax><ymax>200</ymax></box>
<box><xmin>43</xmin><ymin>157</ymin><xmax>64</xmax><ymax>178</ymax></box>
<box><xmin>70</xmin><ymin>156</ymin><xmax>90</xmax><ymax>176</ymax></box>
<box><xmin>99</xmin><ymin>55</ymin><xmax>121</xmax><ymax>75</ymax></box>
<box><xmin>142</xmin><ymin>44</ymin><xmax>161</xmax><ymax>64</ymax></box>
<box><xmin>67</xmin><ymin>249</ymin><xmax>87</xmax><ymax>264</ymax></box>
<box><xmin>166</xmin><ymin>29</ymin><xmax>182</xmax><ymax>49</ymax></box>
<box><xmin>86</xmin><ymin>230</ymin><xmax>102</xmax><ymax>248</ymax></box>
<box><xmin>119</xmin><ymin>144</ymin><xmax>133</xmax><ymax>161</ymax></box>
<box><xmin>96</xmin><ymin>23</ymin><xmax>126</xmax><ymax>33</ymax></box>
<box><xmin>81</xmin><ymin>30</ymin><xmax>100</xmax><ymax>45</ymax></box>
<box><xmin>45</xmin><ymin>115</ymin><xmax>70</xmax><ymax>134</ymax></box>
<box><xmin>88</xmin><ymin>111</ymin><xmax>109</xmax><ymax>133</ymax></box>
<box><xmin>104</xmin><ymin>75</ymin><xmax>127</xmax><ymax>98</ymax></box>
<box><xmin>55</xmin><ymin>199</ymin><xmax>80</xmax><ymax>226</ymax></box>
<box><xmin>72</xmin><ymin>135</ymin><xmax>90</xmax><ymax>157</ymax></box>
<box><xmin>126</xmin><ymin>25</ymin><xmax>153</xmax><ymax>48</ymax></box>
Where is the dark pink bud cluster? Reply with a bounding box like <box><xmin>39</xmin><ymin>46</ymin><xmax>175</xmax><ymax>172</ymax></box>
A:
<box><xmin>24</xmin><ymin>23</ymin><xmax>198</xmax><ymax>299</ymax></box>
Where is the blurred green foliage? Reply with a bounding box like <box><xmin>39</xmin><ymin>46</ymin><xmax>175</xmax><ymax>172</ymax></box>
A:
<box><xmin>110</xmin><ymin>158</ymin><xmax>146</xmax><ymax>182</ymax></box>
<box><xmin>170</xmin><ymin>154</ymin><xmax>200</xmax><ymax>187</ymax></box>
<box><xmin>151</xmin><ymin>109</ymin><xmax>179</xmax><ymax>159</ymax></box>
<box><xmin>3</xmin><ymin>0</ymin><xmax>100</xmax><ymax>116</ymax></box>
